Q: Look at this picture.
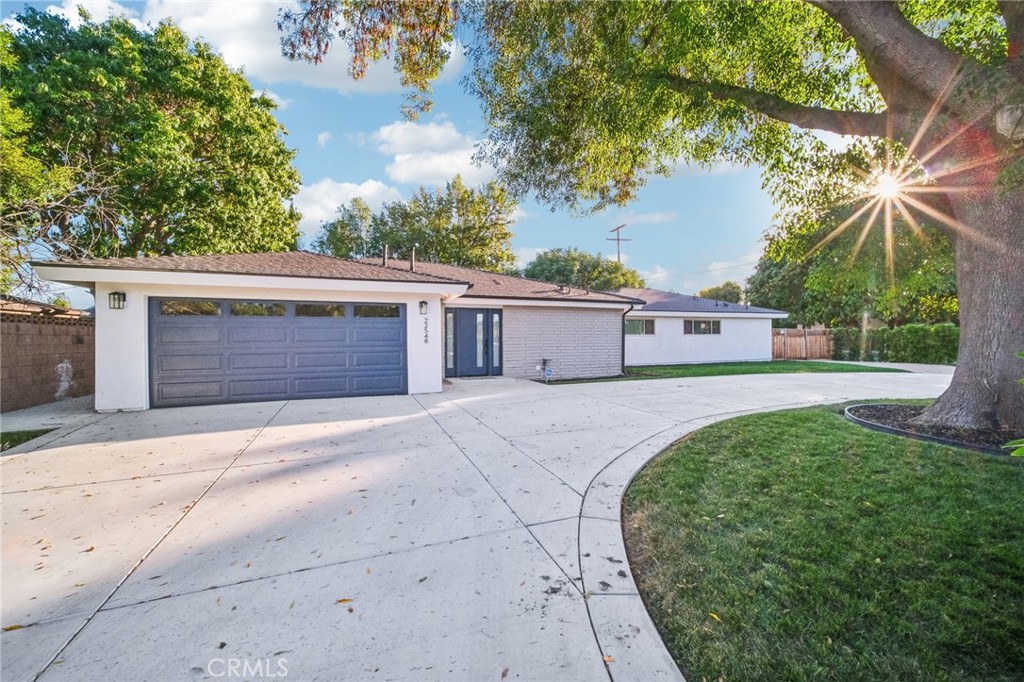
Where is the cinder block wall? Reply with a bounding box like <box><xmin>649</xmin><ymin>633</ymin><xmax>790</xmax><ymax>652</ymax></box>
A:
<box><xmin>502</xmin><ymin>306</ymin><xmax>623</xmax><ymax>380</ymax></box>
<box><xmin>1</xmin><ymin>316</ymin><xmax>95</xmax><ymax>412</ymax></box>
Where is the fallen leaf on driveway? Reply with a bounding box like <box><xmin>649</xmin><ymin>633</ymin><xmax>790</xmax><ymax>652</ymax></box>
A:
<box><xmin>3</xmin><ymin>625</ymin><xmax>24</xmax><ymax>632</ymax></box>
<box><xmin>603</xmin><ymin>655</ymin><xmax>615</xmax><ymax>663</ymax></box>
<box><xmin>83</xmin><ymin>546</ymin><xmax>95</xmax><ymax>553</ymax></box>
<box><xmin>336</xmin><ymin>598</ymin><xmax>353</xmax><ymax>604</ymax></box>
<box><xmin>501</xmin><ymin>667</ymin><xmax>509</xmax><ymax>680</ymax></box>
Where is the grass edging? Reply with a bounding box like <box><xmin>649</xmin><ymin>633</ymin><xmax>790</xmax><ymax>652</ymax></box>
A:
<box><xmin>623</xmin><ymin>402</ymin><xmax>1024</xmax><ymax>681</ymax></box>
<box><xmin>0</xmin><ymin>428</ymin><xmax>56</xmax><ymax>453</ymax></box>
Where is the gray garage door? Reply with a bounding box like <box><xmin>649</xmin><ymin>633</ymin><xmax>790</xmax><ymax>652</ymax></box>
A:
<box><xmin>149</xmin><ymin>298</ymin><xmax>407</xmax><ymax>408</ymax></box>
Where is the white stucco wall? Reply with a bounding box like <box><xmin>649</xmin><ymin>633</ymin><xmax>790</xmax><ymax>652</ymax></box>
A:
<box><xmin>624</xmin><ymin>315</ymin><xmax>775</xmax><ymax>366</ymax></box>
<box><xmin>90</xmin><ymin>281</ymin><xmax>446</xmax><ymax>411</ymax></box>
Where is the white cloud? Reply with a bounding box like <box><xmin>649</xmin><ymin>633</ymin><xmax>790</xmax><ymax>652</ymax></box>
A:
<box><xmin>371</xmin><ymin>120</ymin><xmax>470</xmax><ymax>155</ymax></box>
<box><xmin>510</xmin><ymin>207</ymin><xmax>532</xmax><ymax>222</ymax></box>
<box><xmin>678</xmin><ymin>251</ymin><xmax>761</xmax><ymax>294</ymax></box>
<box><xmin>41</xmin><ymin>0</ymin><xmax>142</xmax><ymax>26</ymax></box>
<box><xmin>317</xmin><ymin>131</ymin><xmax>333</xmax><ymax>148</ymax></box>
<box><xmin>140</xmin><ymin>1</ymin><xmax>464</xmax><ymax>95</ymax></box>
<box><xmin>607</xmin><ymin>211</ymin><xmax>677</xmax><ymax>226</ymax></box>
<box><xmin>262</xmin><ymin>89</ymin><xmax>291</xmax><ymax>110</ymax></box>
<box><xmin>292</xmin><ymin>178</ymin><xmax>402</xmax><ymax>237</ymax></box>
<box><xmin>640</xmin><ymin>265</ymin><xmax>672</xmax><ymax>285</ymax></box>
<box><xmin>368</xmin><ymin>119</ymin><xmax>496</xmax><ymax>186</ymax></box>
<box><xmin>18</xmin><ymin>1</ymin><xmax>466</xmax><ymax>96</ymax></box>
<box><xmin>514</xmin><ymin>247</ymin><xmax>547</xmax><ymax>270</ymax></box>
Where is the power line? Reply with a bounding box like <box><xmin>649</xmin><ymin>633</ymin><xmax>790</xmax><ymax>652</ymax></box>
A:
<box><xmin>644</xmin><ymin>258</ymin><xmax>760</xmax><ymax>281</ymax></box>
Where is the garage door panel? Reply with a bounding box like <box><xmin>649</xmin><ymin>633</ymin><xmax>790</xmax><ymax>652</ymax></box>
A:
<box><xmin>293</xmin><ymin>327</ymin><xmax>349</xmax><ymax>343</ymax></box>
<box><xmin>150</xmin><ymin>298</ymin><xmax>407</xmax><ymax>407</ymax></box>
<box><xmin>229</xmin><ymin>378</ymin><xmax>290</xmax><ymax>398</ymax></box>
<box><xmin>352</xmin><ymin>351</ymin><xmax>405</xmax><ymax>368</ymax></box>
<box><xmin>228</xmin><ymin>327</ymin><xmax>288</xmax><ymax>344</ymax></box>
<box><xmin>294</xmin><ymin>352</ymin><xmax>349</xmax><ymax>369</ymax></box>
<box><xmin>351</xmin><ymin>374</ymin><xmax>405</xmax><ymax>392</ymax></box>
<box><xmin>293</xmin><ymin>376</ymin><xmax>351</xmax><ymax>395</ymax></box>
<box><xmin>158</xmin><ymin>354</ymin><xmax>224</xmax><ymax>372</ymax></box>
<box><xmin>229</xmin><ymin>353</ymin><xmax>290</xmax><ymax>371</ymax></box>
<box><xmin>351</xmin><ymin>327</ymin><xmax>403</xmax><ymax>344</ymax></box>
<box><xmin>157</xmin><ymin>327</ymin><xmax>222</xmax><ymax>344</ymax></box>
<box><xmin>158</xmin><ymin>381</ymin><xmax>224</xmax><ymax>401</ymax></box>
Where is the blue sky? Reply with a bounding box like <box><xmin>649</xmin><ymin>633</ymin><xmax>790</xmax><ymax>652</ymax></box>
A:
<box><xmin>14</xmin><ymin>0</ymin><xmax>779</xmax><ymax>306</ymax></box>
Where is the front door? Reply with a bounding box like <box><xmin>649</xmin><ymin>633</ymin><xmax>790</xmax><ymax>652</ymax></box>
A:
<box><xmin>446</xmin><ymin>309</ymin><xmax>502</xmax><ymax>377</ymax></box>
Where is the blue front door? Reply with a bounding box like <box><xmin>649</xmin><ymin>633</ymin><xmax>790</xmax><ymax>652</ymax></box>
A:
<box><xmin>446</xmin><ymin>308</ymin><xmax>501</xmax><ymax>377</ymax></box>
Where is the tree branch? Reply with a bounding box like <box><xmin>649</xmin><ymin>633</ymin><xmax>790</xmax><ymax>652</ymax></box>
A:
<box><xmin>806</xmin><ymin>1</ymin><xmax>964</xmax><ymax>105</ymax></box>
<box><xmin>663</xmin><ymin>74</ymin><xmax>888</xmax><ymax>138</ymax></box>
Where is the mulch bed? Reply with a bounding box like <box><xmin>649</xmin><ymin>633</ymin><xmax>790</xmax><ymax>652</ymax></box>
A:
<box><xmin>847</xmin><ymin>404</ymin><xmax>1021</xmax><ymax>454</ymax></box>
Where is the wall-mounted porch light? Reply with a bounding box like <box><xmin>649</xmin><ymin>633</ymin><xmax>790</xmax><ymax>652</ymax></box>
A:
<box><xmin>419</xmin><ymin>300</ymin><xmax>429</xmax><ymax>315</ymax></box>
<box><xmin>108</xmin><ymin>292</ymin><xmax>126</xmax><ymax>310</ymax></box>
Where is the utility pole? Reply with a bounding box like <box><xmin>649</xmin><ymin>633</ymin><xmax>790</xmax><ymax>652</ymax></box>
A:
<box><xmin>606</xmin><ymin>224</ymin><xmax>630</xmax><ymax>263</ymax></box>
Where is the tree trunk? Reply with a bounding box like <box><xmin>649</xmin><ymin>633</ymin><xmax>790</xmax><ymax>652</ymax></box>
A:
<box><xmin>913</xmin><ymin>180</ymin><xmax>1024</xmax><ymax>434</ymax></box>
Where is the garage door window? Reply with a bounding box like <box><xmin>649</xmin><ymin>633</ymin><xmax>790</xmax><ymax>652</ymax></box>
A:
<box><xmin>160</xmin><ymin>300</ymin><xmax>221</xmax><ymax>316</ymax></box>
<box><xmin>355</xmin><ymin>305</ymin><xmax>400</xmax><ymax>318</ymax></box>
<box><xmin>231</xmin><ymin>302</ymin><xmax>286</xmax><ymax>316</ymax></box>
<box><xmin>296</xmin><ymin>303</ymin><xmax>346</xmax><ymax>317</ymax></box>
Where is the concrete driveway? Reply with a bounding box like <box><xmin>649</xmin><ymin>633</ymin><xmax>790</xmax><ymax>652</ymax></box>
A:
<box><xmin>1</xmin><ymin>371</ymin><xmax>950</xmax><ymax>681</ymax></box>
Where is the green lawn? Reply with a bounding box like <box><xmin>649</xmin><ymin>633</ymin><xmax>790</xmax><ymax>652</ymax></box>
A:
<box><xmin>0</xmin><ymin>428</ymin><xmax>54</xmax><ymax>452</ymax></box>
<box><xmin>623</xmin><ymin>405</ymin><xmax>1024</xmax><ymax>681</ymax></box>
<box><xmin>625</xmin><ymin>360</ymin><xmax>903</xmax><ymax>379</ymax></box>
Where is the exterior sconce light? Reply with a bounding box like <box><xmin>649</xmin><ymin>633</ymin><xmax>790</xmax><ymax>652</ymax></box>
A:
<box><xmin>419</xmin><ymin>300</ymin><xmax>429</xmax><ymax>315</ymax></box>
<box><xmin>108</xmin><ymin>292</ymin><xmax>126</xmax><ymax>310</ymax></box>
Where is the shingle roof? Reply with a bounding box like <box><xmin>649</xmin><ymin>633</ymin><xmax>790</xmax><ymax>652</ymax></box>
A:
<box><xmin>31</xmin><ymin>251</ymin><xmax>467</xmax><ymax>285</ymax></box>
<box><xmin>364</xmin><ymin>259</ymin><xmax>645</xmax><ymax>305</ymax></box>
<box><xmin>620</xmin><ymin>288</ymin><xmax>787</xmax><ymax>315</ymax></box>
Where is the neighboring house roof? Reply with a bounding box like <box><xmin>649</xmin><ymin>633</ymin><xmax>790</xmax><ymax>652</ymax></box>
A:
<box><xmin>0</xmin><ymin>294</ymin><xmax>91</xmax><ymax>319</ymax></box>
<box><xmin>29</xmin><ymin>251</ymin><xmax>468</xmax><ymax>285</ymax></box>
<box><xmin>364</xmin><ymin>259</ymin><xmax>646</xmax><ymax>305</ymax></box>
<box><xmin>620</xmin><ymin>288</ymin><xmax>788</xmax><ymax>316</ymax></box>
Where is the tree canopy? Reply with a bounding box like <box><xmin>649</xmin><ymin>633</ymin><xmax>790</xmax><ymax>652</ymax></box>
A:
<box><xmin>2</xmin><ymin>8</ymin><xmax>301</xmax><ymax>290</ymax></box>
<box><xmin>522</xmin><ymin>248</ymin><xmax>645</xmax><ymax>292</ymax></box>
<box><xmin>313</xmin><ymin>175</ymin><xmax>517</xmax><ymax>272</ymax></box>
<box><xmin>747</xmin><ymin>138</ymin><xmax>959</xmax><ymax>328</ymax></box>
<box><xmin>280</xmin><ymin>0</ymin><xmax>1022</xmax><ymax>431</ymax></box>
<box><xmin>698</xmin><ymin>281</ymin><xmax>743</xmax><ymax>304</ymax></box>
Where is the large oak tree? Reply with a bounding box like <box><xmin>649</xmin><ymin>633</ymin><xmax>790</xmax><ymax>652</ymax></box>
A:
<box><xmin>2</xmin><ymin>8</ymin><xmax>301</xmax><ymax>288</ymax></box>
<box><xmin>280</xmin><ymin>0</ymin><xmax>1024</xmax><ymax>431</ymax></box>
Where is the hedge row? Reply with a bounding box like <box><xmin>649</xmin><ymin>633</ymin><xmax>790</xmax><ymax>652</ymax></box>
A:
<box><xmin>832</xmin><ymin>323</ymin><xmax>959</xmax><ymax>364</ymax></box>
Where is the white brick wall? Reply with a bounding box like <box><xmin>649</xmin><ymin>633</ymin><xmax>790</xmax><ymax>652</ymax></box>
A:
<box><xmin>502</xmin><ymin>306</ymin><xmax>623</xmax><ymax>380</ymax></box>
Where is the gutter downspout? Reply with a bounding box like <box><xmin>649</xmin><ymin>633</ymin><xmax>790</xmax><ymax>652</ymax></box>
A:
<box><xmin>621</xmin><ymin>304</ymin><xmax>633</xmax><ymax>376</ymax></box>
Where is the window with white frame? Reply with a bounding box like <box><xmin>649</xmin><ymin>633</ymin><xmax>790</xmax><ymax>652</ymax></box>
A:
<box><xmin>684</xmin><ymin>319</ymin><xmax>721</xmax><ymax>335</ymax></box>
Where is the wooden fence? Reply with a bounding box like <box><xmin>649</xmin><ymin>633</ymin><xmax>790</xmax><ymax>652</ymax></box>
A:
<box><xmin>772</xmin><ymin>328</ymin><xmax>833</xmax><ymax>360</ymax></box>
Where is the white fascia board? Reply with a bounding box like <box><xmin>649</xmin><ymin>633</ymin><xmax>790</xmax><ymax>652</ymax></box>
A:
<box><xmin>444</xmin><ymin>296</ymin><xmax>635</xmax><ymax>310</ymax></box>
<box><xmin>32</xmin><ymin>265</ymin><xmax>468</xmax><ymax>298</ymax></box>
<box><xmin>627</xmin><ymin>309</ymin><xmax>789</xmax><ymax>320</ymax></box>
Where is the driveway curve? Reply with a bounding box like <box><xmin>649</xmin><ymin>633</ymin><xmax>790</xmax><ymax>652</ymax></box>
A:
<box><xmin>1</xmin><ymin>370</ymin><xmax>950</xmax><ymax>681</ymax></box>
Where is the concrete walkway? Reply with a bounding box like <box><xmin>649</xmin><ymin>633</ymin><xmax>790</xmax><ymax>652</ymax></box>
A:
<box><xmin>1</xmin><ymin>371</ymin><xmax>950</xmax><ymax>682</ymax></box>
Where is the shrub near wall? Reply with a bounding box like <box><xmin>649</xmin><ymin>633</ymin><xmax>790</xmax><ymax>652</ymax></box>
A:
<box><xmin>832</xmin><ymin>323</ymin><xmax>959</xmax><ymax>364</ymax></box>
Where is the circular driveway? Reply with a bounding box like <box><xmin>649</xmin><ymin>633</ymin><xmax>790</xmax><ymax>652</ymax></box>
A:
<box><xmin>1</xmin><ymin>370</ymin><xmax>951</xmax><ymax>681</ymax></box>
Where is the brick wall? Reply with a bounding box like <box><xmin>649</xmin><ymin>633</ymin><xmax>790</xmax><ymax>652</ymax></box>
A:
<box><xmin>502</xmin><ymin>306</ymin><xmax>623</xmax><ymax>380</ymax></box>
<box><xmin>1</xmin><ymin>315</ymin><xmax>95</xmax><ymax>412</ymax></box>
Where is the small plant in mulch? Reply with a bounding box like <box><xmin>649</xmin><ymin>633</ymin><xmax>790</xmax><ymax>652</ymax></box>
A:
<box><xmin>847</xmin><ymin>404</ymin><xmax>1022</xmax><ymax>453</ymax></box>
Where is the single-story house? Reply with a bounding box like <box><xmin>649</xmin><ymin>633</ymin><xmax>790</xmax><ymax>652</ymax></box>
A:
<box><xmin>32</xmin><ymin>252</ymin><xmax>642</xmax><ymax>411</ymax></box>
<box><xmin>619</xmin><ymin>287</ymin><xmax>788</xmax><ymax>366</ymax></box>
